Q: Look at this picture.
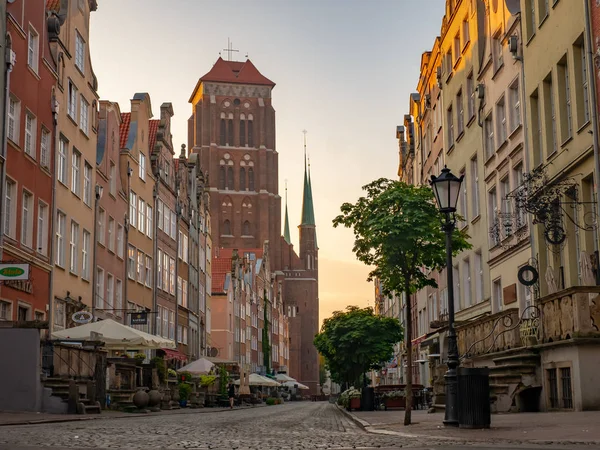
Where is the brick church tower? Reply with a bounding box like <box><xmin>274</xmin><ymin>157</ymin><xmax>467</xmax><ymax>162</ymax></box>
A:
<box><xmin>188</xmin><ymin>57</ymin><xmax>319</xmax><ymax>393</ymax></box>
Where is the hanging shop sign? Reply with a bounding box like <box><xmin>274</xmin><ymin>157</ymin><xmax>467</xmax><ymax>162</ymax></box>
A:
<box><xmin>130</xmin><ymin>312</ymin><xmax>148</xmax><ymax>326</ymax></box>
<box><xmin>0</xmin><ymin>263</ymin><xmax>29</xmax><ymax>281</ymax></box>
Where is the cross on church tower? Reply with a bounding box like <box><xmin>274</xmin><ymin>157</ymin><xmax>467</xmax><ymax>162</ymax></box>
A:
<box><xmin>221</xmin><ymin>38</ymin><xmax>239</xmax><ymax>61</ymax></box>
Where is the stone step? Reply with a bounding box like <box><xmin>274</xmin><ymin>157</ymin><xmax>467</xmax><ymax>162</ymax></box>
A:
<box><xmin>489</xmin><ymin>373</ymin><xmax>523</xmax><ymax>385</ymax></box>
<box><xmin>490</xmin><ymin>383</ymin><xmax>509</xmax><ymax>394</ymax></box>
<box><xmin>490</xmin><ymin>363</ymin><xmax>537</xmax><ymax>373</ymax></box>
<box><xmin>492</xmin><ymin>352</ymin><xmax>540</xmax><ymax>366</ymax></box>
<box><xmin>78</xmin><ymin>402</ymin><xmax>101</xmax><ymax>414</ymax></box>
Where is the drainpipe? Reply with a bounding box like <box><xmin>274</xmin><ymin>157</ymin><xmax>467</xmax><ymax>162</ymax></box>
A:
<box><xmin>152</xmin><ymin>181</ymin><xmax>158</xmax><ymax>334</ymax></box>
<box><xmin>48</xmin><ymin>91</ymin><xmax>58</xmax><ymax>332</ymax></box>
<box><xmin>91</xmin><ymin>185</ymin><xmax>102</xmax><ymax>320</ymax></box>
<box><xmin>584</xmin><ymin>0</ymin><xmax>600</xmax><ymax>235</ymax></box>
<box><xmin>124</xmin><ymin>163</ymin><xmax>132</xmax><ymax>325</ymax></box>
<box><xmin>175</xmin><ymin>177</ymin><xmax>181</xmax><ymax>350</ymax></box>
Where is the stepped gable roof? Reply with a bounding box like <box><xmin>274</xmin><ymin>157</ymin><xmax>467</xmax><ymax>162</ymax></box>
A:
<box><xmin>148</xmin><ymin>119</ymin><xmax>160</xmax><ymax>152</ymax></box>
<box><xmin>119</xmin><ymin>113</ymin><xmax>131</xmax><ymax>149</ymax></box>
<box><xmin>200</xmin><ymin>57</ymin><xmax>275</xmax><ymax>87</ymax></box>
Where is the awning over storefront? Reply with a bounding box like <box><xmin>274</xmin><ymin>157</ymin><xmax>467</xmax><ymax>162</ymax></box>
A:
<box><xmin>162</xmin><ymin>348</ymin><xmax>188</xmax><ymax>361</ymax></box>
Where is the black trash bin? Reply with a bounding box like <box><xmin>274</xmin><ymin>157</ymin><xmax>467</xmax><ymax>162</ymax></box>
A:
<box><xmin>457</xmin><ymin>367</ymin><xmax>491</xmax><ymax>429</ymax></box>
<box><xmin>361</xmin><ymin>386</ymin><xmax>375</xmax><ymax>411</ymax></box>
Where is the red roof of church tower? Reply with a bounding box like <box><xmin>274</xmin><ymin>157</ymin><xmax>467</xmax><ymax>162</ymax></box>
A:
<box><xmin>200</xmin><ymin>57</ymin><xmax>275</xmax><ymax>87</ymax></box>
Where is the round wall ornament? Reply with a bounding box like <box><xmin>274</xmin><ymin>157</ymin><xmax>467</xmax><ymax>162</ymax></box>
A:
<box><xmin>72</xmin><ymin>310</ymin><xmax>93</xmax><ymax>324</ymax></box>
<box><xmin>518</xmin><ymin>265</ymin><xmax>539</xmax><ymax>287</ymax></box>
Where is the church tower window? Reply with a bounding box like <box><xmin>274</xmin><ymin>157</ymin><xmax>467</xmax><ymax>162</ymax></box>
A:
<box><xmin>223</xmin><ymin>219</ymin><xmax>231</xmax><ymax>236</ymax></box>
<box><xmin>227</xmin><ymin>166</ymin><xmax>234</xmax><ymax>190</ymax></box>
<box><xmin>218</xmin><ymin>165</ymin><xmax>226</xmax><ymax>190</ymax></box>
<box><xmin>220</xmin><ymin>119</ymin><xmax>226</xmax><ymax>146</ymax></box>
<box><xmin>248</xmin><ymin>168</ymin><xmax>255</xmax><ymax>191</ymax></box>
<box><xmin>240</xmin><ymin>113</ymin><xmax>246</xmax><ymax>147</ymax></box>
<box><xmin>228</xmin><ymin>115</ymin><xmax>234</xmax><ymax>146</ymax></box>
<box><xmin>248</xmin><ymin>114</ymin><xmax>254</xmax><ymax>147</ymax></box>
<box><xmin>243</xmin><ymin>220</ymin><xmax>251</xmax><ymax>236</ymax></box>
<box><xmin>240</xmin><ymin>166</ymin><xmax>246</xmax><ymax>191</ymax></box>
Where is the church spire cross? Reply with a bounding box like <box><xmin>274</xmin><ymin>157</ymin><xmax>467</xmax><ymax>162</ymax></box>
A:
<box><xmin>221</xmin><ymin>38</ymin><xmax>239</xmax><ymax>61</ymax></box>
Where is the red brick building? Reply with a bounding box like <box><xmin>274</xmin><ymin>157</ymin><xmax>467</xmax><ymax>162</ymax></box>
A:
<box><xmin>188</xmin><ymin>58</ymin><xmax>319</xmax><ymax>393</ymax></box>
<box><xmin>1</xmin><ymin>0</ymin><xmax>57</xmax><ymax>322</ymax></box>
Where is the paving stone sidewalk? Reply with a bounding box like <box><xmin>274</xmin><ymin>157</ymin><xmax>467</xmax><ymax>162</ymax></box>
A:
<box><xmin>0</xmin><ymin>404</ymin><xmax>258</xmax><ymax>426</ymax></box>
<box><xmin>342</xmin><ymin>407</ymin><xmax>600</xmax><ymax>445</ymax></box>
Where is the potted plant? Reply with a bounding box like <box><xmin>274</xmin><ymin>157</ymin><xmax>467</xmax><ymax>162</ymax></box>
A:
<box><xmin>338</xmin><ymin>388</ymin><xmax>361</xmax><ymax>411</ymax></box>
<box><xmin>134</xmin><ymin>353</ymin><xmax>146</xmax><ymax>365</ymax></box>
<box><xmin>179</xmin><ymin>382</ymin><xmax>192</xmax><ymax>407</ymax></box>
<box><xmin>167</xmin><ymin>368</ymin><xmax>177</xmax><ymax>379</ymax></box>
<box><xmin>383</xmin><ymin>390</ymin><xmax>406</xmax><ymax>410</ymax></box>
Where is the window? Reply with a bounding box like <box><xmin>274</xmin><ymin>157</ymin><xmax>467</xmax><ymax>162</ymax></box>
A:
<box><xmin>470</xmin><ymin>158</ymin><xmax>480</xmax><ymax>218</ymax></box>
<box><xmin>75</xmin><ymin>31</ymin><xmax>85</xmax><ymax>73</ymax></box>
<box><xmin>227</xmin><ymin>166</ymin><xmax>234</xmax><ymax>190</ymax></box>
<box><xmin>537</xmin><ymin>0</ymin><xmax>549</xmax><ymax>22</ymax></box>
<box><xmin>117</xmin><ymin>224</ymin><xmax>124</xmax><ymax>258</ymax></box>
<box><xmin>453</xmin><ymin>265</ymin><xmax>460</xmax><ymax>311</ymax></box>
<box><xmin>456</xmin><ymin>90</ymin><xmax>464</xmax><ymax>136</ymax></box>
<box><xmin>240</xmin><ymin>167</ymin><xmax>246</xmax><ymax>191</ymax></box>
<box><xmin>170</xmin><ymin>210</ymin><xmax>176</xmax><ymax>239</ymax></box>
<box><xmin>128</xmin><ymin>245</ymin><xmax>135</xmax><ymax>279</ymax></box>
<box><xmin>98</xmin><ymin>208</ymin><xmax>105</xmax><ymax>245</ymax></box>
<box><xmin>219</xmin><ymin>119</ymin><xmax>226</xmax><ymax>146</ymax></box>
<box><xmin>83</xmin><ymin>162</ymin><xmax>91</xmax><ymax>206</ymax></box>
<box><xmin>58</xmin><ymin>138</ymin><xmax>68</xmax><ymax>184</ymax></box>
<box><xmin>28</xmin><ymin>27</ymin><xmax>39</xmax><ymax>72</ymax></box>
<box><xmin>462</xmin><ymin>18</ymin><xmax>470</xmax><ymax>49</ymax></box>
<box><xmin>492</xmin><ymin>34</ymin><xmax>503</xmax><ymax>72</ymax></box>
<box><xmin>115</xmin><ymin>279</ymin><xmax>123</xmax><ymax>316</ymax></box>
<box><xmin>79</xmin><ymin>96</ymin><xmax>89</xmax><ymax>134</ymax></box>
<box><xmin>223</xmin><ymin>220</ymin><xmax>231</xmax><ymax>236</ymax></box>
<box><xmin>82</xmin><ymin>230</ymin><xmax>90</xmax><ymax>280</ymax></box>
<box><xmin>446</xmin><ymin>105</ymin><xmax>454</xmax><ymax>147</ymax></box>
<box><xmin>500</xmin><ymin>176</ymin><xmax>512</xmax><ymax>216</ymax></box>
<box><xmin>526</xmin><ymin>0</ymin><xmax>536</xmax><ymax>39</ymax></box>
<box><xmin>0</xmin><ymin>301</ymin><xmax>10</xmax><ymax>321</ymax></box>
<box><xmin>544</xmin><ymin>74</ymin><xmax>558</xmax><ymax>156</ymax></box>
<box><xmin>106</xmin><ymin>274</ymin><xmax>114</xmax><ymax>312</ymax></box>
<box><xmin>240</xmin><ymin>118</ymin><xmax>246</xmax><ymax>147</ymax></box>
<box><xmin>69</xmin><ymin>221</ymin><xmax>79</xmax><ymax>273</ymax></box>
<box><xmin>7</xmin><ymin>96</ymin><xmax>20</xmax><ymax>144</ymax></box>
<box><xmin>248</xmin><ymin>118</ymin><xmax>254</xmax><ymax>147</ymax></box>
<box><xmin>509</xmin><ymin>79</ymin><xmax>521</xmax><ymax>131</ymax></box>
<box><xmin>493</xmin><ymin>278</ymin><xmax>503</xmax><ymax>312</ymax></box>
<box><xmin>71</xmin><ymin>150</ymin><xmax>81</xmax><ymax>196</ymax></box>
<box><xmin>575</xmin><ymin>39</ymin><xmax>590</xmax><ymax>126</ymax></box>
<box><xmin>514</xmin><ymin>164</ymin><xmax>526</xmax><ymax>227</ymax></box>
<box><xmin>248</xmin><ymin>168</ymin><xmax>255</xmax><ymax>191</ymax></box>
<box><xmin>163</xmin><ymin>207</ymin><xmax>170</xmax><ymax>233</ymax></box>
<box><xmin>484</xmin><ymin>113</ymin><xmax>494</xmax><ymax>159</ymax></box>
<box><xmin>158</xmin><ymin>200</ymin><xmax>164</xmax><ymax>231</ymax></box>
<box><xmin>489</xmin><ymin>186</ymin><xmax>498</xmax><ymax>246</ymax></box>
<box><xmin>453</xmin><ymin>33</ymin><xmax>461</xmax><ymax>65</ymax></box>
<box><xmin>96</xmin><ymin>267</ymin><xmax>104</xmax><ymax>309</ymax></box>
<box><xmin>37</xmin><ymin>202</ymin><xmax>48</xmax><ymax>255</ymax></box>
<box><xmin>496</xmin><ymin>96</ymin><xmax>507</xmax><ymax>145</ymax></box>
<box><xmin>163</xmin><ymin>252</ymin><xmax>169</xmax><ymax>291</ymax></box>
<box><xmin>137</xmin><ymin>250</ymin><xmax>144</xmax><ymax>284</ymax></box>
<box><xmin>130</xmin><ymin>191</ymin><xmax>137</xmax><ymax>228</ymax></box>
<box><xmin>459</xmin><ymin>169</ymin><xmax>467</xmax><ymax>223</ymax></box>
<box><xmin>18</xmin><ymin>305</ymin><xmax>29</xmax><ymax>321</ymax></box>
<box><xmin>138</xmin><ymin>198</ymin><xmax>145</xmax><ymax>235</ymax></box>
<box><xmin>139</xmin><ymin>153</ymin><xmax>146</xmax><ymax>181</ymax></box>
<box><xmin>21</xmin><ymin>191</ymin><xmax>33</xmax><ymax>247</ymax></box>
<box><xmin>55</xmin><ymin>211</ymin><xmax>67</xmax><ymax>267</ymax></box>
<box><xmin>169</xmin><ymin>310</ymin><xmax>175</xmax><ymax>341</ymax></box>
<box><xmin>547</xmin><ymin>368</ymin><xmax>559</xmax><ymax>409</ymax></box>
<box><xmin>474</xmin><ymin>251</ymin><xmax>483</xmax><ymax>303</ymax></box>
<box><xmin>177</xmin><ymin>276</ymin><xmax>182</xmax><ymax>305</ymax></box>
<box><xmin>462</xmin><ymin>258</ymin><xmax>472</xmax><ymax>308</ymax></box>
<box><xmin>3</xmin><ymin>179</ymin><xmax>15</xmax><ymax>238</ymax></box>
<box><xmin>40</xmin><ymin>129</ymin><xmax>50</xmax><ymax>168</ymax></box>
<box><xmin>146</xmin><ymin>205</ymin><xmax>153</xmax><ymax>238</ymax></box>
<box><xmin>170</xmin><ymin>258</ymin><xmax>176</xmax><ymax>295</ymax></box>
<box><xmin>24</xmin><ymin>113</ymin><xmax>36</xmax><ymax>158</ymax></box>
<box><xmin>145</xmin><ymin>256</ymin><xmax>152</xmax><ymax>288</ymax></box>
<box><xmin>560</xmin><ymin>367</ymin><xmax>573</xmax><ymax>409</ymax></box>
<box><xmin>218</xmin><ymin>166</ymin><xmax>226</xmax><ymax>190</ymax></box>
<box><xmin>157</xmin><ymin>249</ymin><xmax>163</xmax><ymax>290</ymax></box>
<box><xmin>558</xmin><ymin>57</ymin><xmax>572</xmax><ymax>142</ymax></box>
<box><xmin>531</xmin><ymin>89</ymin><xmax>543</xmax><ymax>166</ymax></box>
<box><xmin>68</xmin><ymin>81</ymin><xmax>78</xmax><ymax>120</ymax></box>
<box><xmin>109</xmin><ymin>162</ymin><xmax>116</xmax><ymax>195</ymax></box>
<box><xmin>108</xmin><ymin>217</ymin><xmax>115</xmax><ymax>252</ymax></box>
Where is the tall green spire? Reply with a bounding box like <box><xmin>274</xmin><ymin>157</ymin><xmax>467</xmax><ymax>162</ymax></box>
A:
<box><xmin>300</xmin><ymin>131</ymin><xmax>316</xmax><ymax>226</ymax></box>
<box><xmin>283</xmin><ymin>181</ymin><xmax>291</xmax><ymax>244</ymax></box>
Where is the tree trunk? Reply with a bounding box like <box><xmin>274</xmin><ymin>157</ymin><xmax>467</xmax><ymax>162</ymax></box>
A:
<box><xmin>404</xmin><ymin>282</ymin><xmax>413</xmax><ymax>426</ymax></box>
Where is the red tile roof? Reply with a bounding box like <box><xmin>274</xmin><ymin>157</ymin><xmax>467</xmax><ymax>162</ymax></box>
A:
<box><xmin>148</xmin><ymin>119</ymin><xmax>160</xmax><ymax>152</ymax></box>
<box><xmin>119</xmin><ymin>113</ymin><xmax>131</xmax><ymax>149</ymax></box>
<box><xmin>46</xmin><ymin>0</ymin><xmax>60</xmax><ymax>11</ymax></box>
<box><xmin>212</xmin><ymin>257</ymin><xmax>232</xmax><ymax>294</ymax></box>
<box><xmin>200</xmin><ymin>58</ymin><xmax>275</xmax><ymax>87</ymax></box>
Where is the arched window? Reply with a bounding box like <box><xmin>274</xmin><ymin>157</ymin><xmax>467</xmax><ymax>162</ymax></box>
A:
<box><xmin>218</xmin><ymin>166</ymin><xmax>226</xmax><ymax>190</ymax></box>
<box><xmin>240</xmin><ymin>119</ymin><xmax>246</xmax><ymax>147</ymax></box>
<box><xmin>220</xmin><ymin>119</ymin><xmax>226</xmax><ymax>146</ymax></box>
<box><xmin>247</xmin><ymin>118</ymin><xmax>254</xmax><ymax>147</ymax></box>
<box><xmin>240</xmin><ymin>167</ymin><xmax>246</xmax><ymax>191</ymax></box>
<box><xmin>227</xmin><ymin>166</ymin><xmax>234</xmax><ymax>190</ymax></box>
<box><xmin>243</xmin><ymin>221</ymin><xmax>251</xmax><ymax>236</ymax></box>
<box><xmin>223</xmin><ymin>220</ymin><xmax>232</xmax><ymax>236</ymax></box>
<box><xmin>228</xmin><ymin>119</ymin><xmax>234</xmax><ymax>146</ymax></box>
<box><xmin>248</xmin><ymin>168</ymin><xmax>255</xmax><ymax>191</ymax></box>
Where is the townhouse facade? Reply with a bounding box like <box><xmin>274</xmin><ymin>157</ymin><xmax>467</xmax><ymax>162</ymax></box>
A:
<box><xmin>1</xmin><ymin>0</ymin><xmax>54</xmax><ymax>324</ymax></box>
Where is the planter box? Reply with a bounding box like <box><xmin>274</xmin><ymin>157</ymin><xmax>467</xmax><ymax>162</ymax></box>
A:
<box><xmin>384</xmin><ymin>397</ymin><xmax>405</xmax><ymax>410</ymax></box>
<box><xmin>348</xmin><ymin>397</ymin><xmax>361</xmax><ymax>411</ymax></box>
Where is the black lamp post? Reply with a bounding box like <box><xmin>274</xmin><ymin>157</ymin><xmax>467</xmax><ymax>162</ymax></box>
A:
<box><xmin>430</xmin><ymin>166</ymin><xmax>463</xmax><ymax>427</ymax></box>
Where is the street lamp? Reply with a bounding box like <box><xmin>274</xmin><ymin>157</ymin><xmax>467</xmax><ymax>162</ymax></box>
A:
<box><xmin>430</xmin><ymin>166</ymin><xmax>463</xmax><ymax>427</ymax></box>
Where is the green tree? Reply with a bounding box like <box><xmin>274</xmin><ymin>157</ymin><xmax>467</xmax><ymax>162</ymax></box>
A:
<box><xmin>314</xmin><ymin>306</ymin><xmax>403</xmax><ymax>389</ymax></box>
<box><xmin>333</xmin><ymin>178</ymin><xmax>470</xmax><ymax>425</ymax></box>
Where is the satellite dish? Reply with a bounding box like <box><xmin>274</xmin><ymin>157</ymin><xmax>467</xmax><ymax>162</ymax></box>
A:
<box><xmin>209</xmin><ymin>347</ymin><xmax>219</xmax><ymax>358</ymax></box>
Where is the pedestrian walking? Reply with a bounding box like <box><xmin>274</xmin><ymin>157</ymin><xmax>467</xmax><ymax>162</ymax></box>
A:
<box><xmin>228</xmin><ymin>382</ymin><xmax>235</xmax><ymax>409</ymax></box>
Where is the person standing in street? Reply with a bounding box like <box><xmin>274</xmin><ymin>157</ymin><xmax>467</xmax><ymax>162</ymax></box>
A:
<box><xmin>228</xmin><ymin>382</ymin><xmax>235</xmax><ymax>409</ymax></box>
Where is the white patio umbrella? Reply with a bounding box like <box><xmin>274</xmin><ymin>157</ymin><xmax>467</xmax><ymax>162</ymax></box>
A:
<box><xmin>177</xmin><ymin>357</ymin><xmax>214</xmax><ymax>375</ymax></box>
<box><xmin>282</xmin><ymin>380</ymin><xmax>309</xmax><ymax>390</ymax></box>
<box><xmin>52</xmin><ymin>319</ymin><xmax>175</xmax><ymax>350</ymax></box>
<box><xmin>233</xmin><ymin>373</ymin><xmax>280</xmax><ymax>387</ymax></box>
<box><xmin>274</xmin><ymin>373</ymin><xmax>296</xmax><ymax>382</ymax></box>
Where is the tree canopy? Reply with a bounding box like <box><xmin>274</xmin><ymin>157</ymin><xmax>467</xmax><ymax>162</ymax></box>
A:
<box><xmin>314</xmin><ymin>306</ymin><xmax>402</xmax><ymax>389</ymax></box>
<box><xmin>332</xmin><ymin>178</ymin><xmax>470</xmax><ymax>424</ymax></box>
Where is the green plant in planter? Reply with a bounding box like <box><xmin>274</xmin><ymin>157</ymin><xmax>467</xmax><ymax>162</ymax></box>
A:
<box><xmin>179</xmin><ymin>371</ymin><xmax>193</xmax><ymax>383</ymax></box>
<box><xmin>167</xmin><ymin>368</ymin><xmax>177</xmax><ymax>379</ymax></box>
<box><xmin>266</xmin><ymin>397</ymin><xmax>276</xmax><ymax>406</ymax></box>
<box><xmin>151</xmin><ymin>357</ymin><xmax>167</xmax><ymax>383</ymax></box>
<box><xmin>199</xmin><ymin>375</ymin><xmax>217</xmax><ymax>387</ymax></box>
<box><xmin>383</xmin><ymin>390</ymin><xmax>406</xmax><ymax>399</ymax></box>
<box><xmin>179</xmin><ymin>382</ymin><xmax>192</xmax><ymax>402</ymax></box>
<box><xmin>134</xmin><ymin>353</ymin><xmax>146</xmax><ymax>362</ymax></box>
<box><xmin>218</xmin><ymin>365</ymin><xmax>228</xmax><ymax>399</ymax></box>
<box><xmin>337</xmin><ymin>388</ymin><xmax>361</xmax><ymax>409</ymax></box>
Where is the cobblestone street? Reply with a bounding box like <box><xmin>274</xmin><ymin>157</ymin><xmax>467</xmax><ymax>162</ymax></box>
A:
<box><xmin>0</xmin><ymin>403</ymin><xmax>590</xmax><ymax>450</ymax></box>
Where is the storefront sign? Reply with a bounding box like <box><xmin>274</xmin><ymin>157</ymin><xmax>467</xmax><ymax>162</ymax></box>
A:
<box><xmin>0</xmin><ymin>264</ymin><xmax>29</xmax><ymax>281</ymax></box>
<box><xmin>72</xmin><ymin>310</ymin><xmax>93</xmax><ymax>324</ymax></box>
<box><xmin>130</xmin><ymin>312</ymin><xmax>148</xmax><ymax>325</ymax></box>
